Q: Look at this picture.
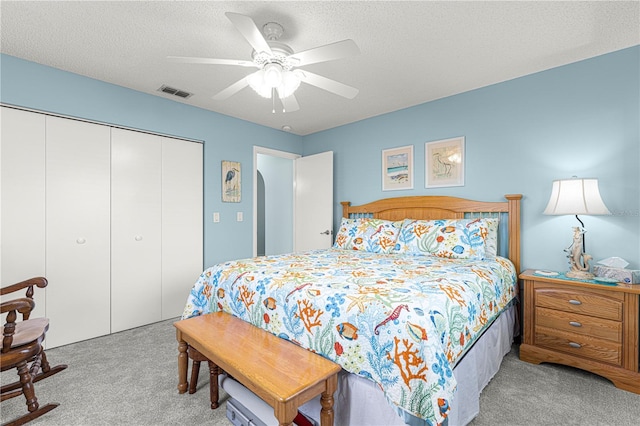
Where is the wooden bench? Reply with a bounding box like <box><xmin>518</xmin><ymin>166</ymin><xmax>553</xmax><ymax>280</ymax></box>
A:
<box><xmin>175</xmin><ymin>312</ymin><xmax>341</xmax><ymax>426</ymax></box>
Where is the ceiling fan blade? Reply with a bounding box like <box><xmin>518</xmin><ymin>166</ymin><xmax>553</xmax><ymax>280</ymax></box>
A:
<box><xmin>298</xmin><ymin>71</ymin><xmax>359</xmax><ymax>99</ymax></box>
<box><xmin>225</xmin><ymin>12</ymin><xmax>272</xmax><ymax>56</ymax></box>
<box><xmin>277</xmin><ymin>90</ymin><xmax>300</xmax><ymax>113</ymax></box>
<box><xmin>212</xmin><ymin>76</ymin><xmax>250</xmax><ymax>100</ymax></box>
<box><xmin>167</xmin><ymin>56</ymin><xmax>256</xmax><ymax>68</ymax></box>
<box><xmin>289</xmin><ymin>40</ymin><xmax>360</xmax><ymax>67</ymax></box>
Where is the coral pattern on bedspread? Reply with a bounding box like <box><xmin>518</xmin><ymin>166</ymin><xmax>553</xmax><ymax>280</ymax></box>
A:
<box><xmin>182</xmin><ymin>249</ymin><xmax>517</xmax><ymax>426</ymax></box>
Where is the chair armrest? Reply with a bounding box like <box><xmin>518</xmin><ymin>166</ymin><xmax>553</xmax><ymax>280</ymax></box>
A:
<box><xmin>1</xmin><ymin>297</ymin><xmax>36</xmax><ymax>316</ymax></box>
<box><xmin>0</xmin><ymin>277</ymin><xmax>48</xmax><ymax>298</ymax></box>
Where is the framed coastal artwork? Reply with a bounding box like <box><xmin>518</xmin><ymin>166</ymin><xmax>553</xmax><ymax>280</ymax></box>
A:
<box><xmin>425</xmin><ymin>137</ymin><xmax>465</xmax><ymax>188</ymax></box>
<box><xmin>222</xmin><ymin>160</ymin><xmax>241</xmax><ymax>202</ymax></box>
<box><xmin>382</xmin><ymin>145</ymin><xmax>413</xmax><ymax>191</ymax></box>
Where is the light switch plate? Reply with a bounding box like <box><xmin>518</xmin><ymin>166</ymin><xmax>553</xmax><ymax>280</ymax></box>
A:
<box><xmin>237</xmin><ymin>212</ymin><xmax>243</xmax><ymax>222</ymax></box>
<box><xmin>213</xmin><ymin>212</ymin><xmax>220</xmax><ymax>223</ymax></box>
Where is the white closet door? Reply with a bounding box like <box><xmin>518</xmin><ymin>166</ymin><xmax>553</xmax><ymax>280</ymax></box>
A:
<box><xmin>161</xmin><ymin>137</ymin><xmax>203</xmax><ymax>319</ymax></box>
<box><xmin>0</xmin><ymin>107</ymin><xmax>46</xmax><ymax>317</ymax></box>
<box><xmin>111</xmin><ymin>128</ymin><xmax>162</xmax><ymax>332</ymax></box>
<box><xmin>45</xmin><ymin>116</ymin><xmax>111</xmax><ymax>348</ymax></box>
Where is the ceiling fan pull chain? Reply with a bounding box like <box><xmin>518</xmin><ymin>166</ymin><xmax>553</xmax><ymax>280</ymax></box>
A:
<box><xmin>272</xmin><ymin>88</ymin><xmax>276</xmax><ymax>113</ymax></box>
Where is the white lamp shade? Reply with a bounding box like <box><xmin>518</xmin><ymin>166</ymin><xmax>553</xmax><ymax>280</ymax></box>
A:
<box><xmin>263</xmin><ymin>63</ymin><xmax>283</xmax><ymax>88</ymax></box>
<box><xmin>247</xmin><ymin>70</ymin><xmax>272</xmax><ymax>98</ymax></box>
<box><xmin>543</xmin><ymin>178</ymin><xmax>611</xmax><ymax>215</ymax></box>
<box><xmin>278</xmin><ymin>71</ymin><xmax>301</xmax><ymax>99</ymax></box>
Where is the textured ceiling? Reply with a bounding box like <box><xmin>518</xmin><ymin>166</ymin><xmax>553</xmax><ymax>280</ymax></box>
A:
<box><xmin>1</xmin><ymin>1</ymin><xmax>639</xmax><ymax>135</ymax></box>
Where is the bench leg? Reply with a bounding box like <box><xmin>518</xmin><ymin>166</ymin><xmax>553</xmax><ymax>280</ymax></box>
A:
<box><xmin>274</xmin><ymin>401</ymin><xmax>297</xmax><ymax>426</ymax></box>
<box><xmin>319</xmin><ymin>375</ymin><xmax>338</xmax><ymax>426</ymax></box>
<box><xmin>208</xmin><ymin>361</ymin><xmax>220</xmax><ymax>409</ymax></box>
<box><xmin>189</xmin><ymin>360</ymin><xmax>201</xmax><ymax>394</ymax></box>
<box><xmin>177</xmin><ymin>336</ymin><xmax>188</xmax><ymax>394</ymax></box>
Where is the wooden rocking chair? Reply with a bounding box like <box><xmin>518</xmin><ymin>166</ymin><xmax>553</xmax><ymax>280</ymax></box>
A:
<box><xmin>1</xmin><ymin>277</ymin><xmax>67</xmax><ymax>426</ymax></box>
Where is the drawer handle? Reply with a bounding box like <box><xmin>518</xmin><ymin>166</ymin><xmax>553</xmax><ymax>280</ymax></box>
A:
<box><xmin>568</xmin><ymin>342</ymin><xmax>582</xmax><ymax>349</ymax></box>
<box><xmin>568</xmin><ymin>299</ymin><xmax>582</xmax><ymax>305</ymax></box>
<box><xmin>569</xmin><ymin>321</ymin><xmax>582</xmax><ymax>327</ymax></box>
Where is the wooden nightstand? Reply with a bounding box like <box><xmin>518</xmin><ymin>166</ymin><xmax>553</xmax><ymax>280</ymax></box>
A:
<box><xmin>519</xmin><ymin>269</ymin><xmax>640</xmax><ymax>394</ymax></box>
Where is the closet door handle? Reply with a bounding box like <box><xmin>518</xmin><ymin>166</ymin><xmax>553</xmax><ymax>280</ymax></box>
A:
<box><xmin>76</xmin><ymin>237</ymin><xmax>86</xmax><ymax>244</ymax></box>
<box><xmin>134</xmin><ymin>235</ymin><xmax>143</xmax><ymax>241</ymax></box>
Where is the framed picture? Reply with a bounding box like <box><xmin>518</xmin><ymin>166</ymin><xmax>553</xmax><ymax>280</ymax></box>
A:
<box><xmin>222</xmin><ymin>160</ymin><xmax>241</xmax><ymax>202</ymax></box>
<box><xmin>382</xmin><ymin>145</ymin><xmax>414</xmax><ymax>191</ymax></box>
<box><xmin>425</xmin><ymin>137</ymin><xmax>465</xmax><ymax>188</ymax></box>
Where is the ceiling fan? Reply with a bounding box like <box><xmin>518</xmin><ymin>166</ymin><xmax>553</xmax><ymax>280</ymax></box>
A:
<box><xmin>168</xmin><ymin>12</ymin><xmax>360</xmax><ymax>112</ymax></box>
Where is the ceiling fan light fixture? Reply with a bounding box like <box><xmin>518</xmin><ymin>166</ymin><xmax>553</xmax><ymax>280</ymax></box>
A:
<box><xmin>278</xmin><ymin>71</ymin><xmax>301</xmax><ymax>98</ymax></box>
<box><xmin>249</xmin><ymin>68</ymin><xmax>301</xmax><ymax>99</ymax></box>
<box><xmin>263</xmin><ymin>63</ymin><xmax>283</xmax><ymax>87</ymax></box>
<box><xmin>248</xmin><ymin>70</ymin><xmax>272</xmax><ymax>98</ymax></box>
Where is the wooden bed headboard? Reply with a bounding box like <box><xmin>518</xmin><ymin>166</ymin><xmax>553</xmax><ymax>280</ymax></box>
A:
<box><xmin>341</xmin><ymin>194</ymin><xmax>522</xmax><ymax>274</ymax></box>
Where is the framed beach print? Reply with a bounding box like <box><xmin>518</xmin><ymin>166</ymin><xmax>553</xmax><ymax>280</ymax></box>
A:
<box><xmin>425</xmin><ymin>137</ymin><xmax>465</xmax><ymax>188</ymax></box>
<box><xmin>382</xmin><ymin>145</ymin><xmax>414</xmax><ymax>191</ymax></box>
<box><xmin>222</xmin><ymin>160</ymin><xmax>241</xmax><ymax>202</ymax></box>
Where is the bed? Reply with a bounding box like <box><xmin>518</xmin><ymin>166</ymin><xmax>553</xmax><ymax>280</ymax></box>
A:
<box><xmin>182</xmin><ymin>194</ymin><xmax>522</xmax><ymax>426</ymax></box>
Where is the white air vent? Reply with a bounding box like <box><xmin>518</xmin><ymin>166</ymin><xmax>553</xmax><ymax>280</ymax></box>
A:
<box><xmin>158</xmin><ymin>85</ymin><xmax>193</xmax><ymax>99</ymax></box>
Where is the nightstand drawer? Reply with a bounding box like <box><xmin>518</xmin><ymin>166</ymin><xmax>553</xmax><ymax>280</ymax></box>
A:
<box><xmin>535</xmin><ymin>326</ymin><xmax>622</xmax><ymax>366</ymax></box>
<box><xmin>535</xmin><ymin>307</ymin><xmax>622</xmax><ymax>342</ymax></box>
<box><xmin>535</xmin><ymin>287</ymin><xmax>623</xmax><ymax>321</ymax></box>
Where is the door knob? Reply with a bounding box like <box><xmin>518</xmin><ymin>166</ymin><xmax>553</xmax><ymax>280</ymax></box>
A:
<box><xmin>320</xmin><ymin>230</ymin><xmax>332</xmax><ymax>235</ymax></box>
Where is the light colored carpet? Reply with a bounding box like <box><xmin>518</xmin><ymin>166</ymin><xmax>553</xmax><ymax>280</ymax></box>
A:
<box><xmin>1</xmin><ymin>318</ymin><xmax>639</xmax><ymax>425</ymax></box>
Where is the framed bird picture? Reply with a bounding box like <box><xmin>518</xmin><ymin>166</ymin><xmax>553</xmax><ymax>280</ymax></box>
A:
<box><xmin>222</xmin><ymin>160</ymin><xmax>241</xmax><ymax>202</ymax></box>
<box><xmin>425</xmin><ymin>137</ymin><xmax>465</xmax><ymax>188</ymax></box>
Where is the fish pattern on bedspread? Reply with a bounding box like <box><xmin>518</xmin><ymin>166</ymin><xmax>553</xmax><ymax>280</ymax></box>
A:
<box><xmin>182</xmin><ymin>248</ymin><xmax>517</xmax><ymax>426</ymax></box>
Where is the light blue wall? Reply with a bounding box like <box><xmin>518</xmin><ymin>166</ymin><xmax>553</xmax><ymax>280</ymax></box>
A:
<box><xmin>3</xmin><ymin>47</ymin><xmax>638</xmax><ymax>273</ymax></box>
<box><xmin>303</xmin><ymin>46</ymin><xmax>640</xmax><ymax>272</ymax></box>
<box><xmin>257</xmin><ymin>154</ymin><xmax>294</xmax><ymax>255</ymax></box>
<box><xmin>0</xmin><ymin>54</ymin><xmax>303</xmax><ymax>267</ymax></box>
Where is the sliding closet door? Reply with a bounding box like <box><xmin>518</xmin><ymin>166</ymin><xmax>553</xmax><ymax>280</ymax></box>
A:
<box><xmin>0</xmin><ymin>107</ymin><xmax>46</xmax><ymax>317</ymax></box>
<box><xmin>45</xmin><ymin>116</ymin><xmax>111</xmax><ymax>348</ymax></box>
<box><xmin>161</xmin><ymin>137</ymin><xmax>203</xmax><ymax>319</ymax></box>
<box><xmin>111</xmin><ymin>129</ymin><xmax>162</xmax><ymax>332</ymax></box>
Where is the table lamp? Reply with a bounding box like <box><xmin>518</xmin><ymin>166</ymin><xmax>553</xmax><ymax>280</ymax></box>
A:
<box><xmin>543</xmin><ymin>177</ymin><xmax>611</xmax><ymax>279</ymax></box>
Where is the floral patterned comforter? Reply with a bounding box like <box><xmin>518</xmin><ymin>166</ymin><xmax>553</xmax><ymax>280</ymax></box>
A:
<box><xmin>182</xmin><ymin>248</ymin><xmax>517</xmax><ymax>426</ymax></box>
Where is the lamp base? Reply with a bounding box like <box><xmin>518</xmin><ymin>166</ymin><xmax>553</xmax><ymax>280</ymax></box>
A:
<box><xmin>564</xmin><ymin>227</ymin><xmax>594</xmax><ymax>281</ymax></box>
<box><xmin>566</xmin><ymin>270</ymin><xmax>595</xmax><ymax>280</ymax></box>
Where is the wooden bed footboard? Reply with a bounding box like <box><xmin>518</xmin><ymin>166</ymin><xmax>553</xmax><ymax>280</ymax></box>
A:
<box><xmin>340</xmin><ymin>194</ymin><xmax>522</xmax><ymax>274</ymax></box>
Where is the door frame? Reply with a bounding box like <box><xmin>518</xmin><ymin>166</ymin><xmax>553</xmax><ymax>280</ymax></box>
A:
<box><xmin>252</xmin><ymin>146</ymin><xmax>300</xmax><ymax>257</ymax></box>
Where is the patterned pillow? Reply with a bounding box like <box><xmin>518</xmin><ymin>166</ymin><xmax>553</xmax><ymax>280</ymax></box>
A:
<box><xmin>484</xmin><ymin>218</ymin><xmax>500</xmax><ymax>258</ymax></box>
<box><xmin>333</xmin><ymin>218</ymin><xmax>402</xmax><ymax>254</ymax></box>
<box><xmin>394</xmin><ymin>218</ymin><xmax>491</xmax><ymax>259</ymax></box>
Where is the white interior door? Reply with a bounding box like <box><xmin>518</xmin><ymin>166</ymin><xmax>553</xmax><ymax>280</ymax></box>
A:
<box><xmin>111</xmin><ymin>128</ymin><xmax>162</xmax><ymax>332</ymax></box>
<box><xmin>294</xmin><ymin>151</ymin><xmax>333</xmax><ymax>252</ymax></box>
<box><xmin>45</xmin><ymin>116</ymin><xmax>111</xmax><ymax>348</ymax></box>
